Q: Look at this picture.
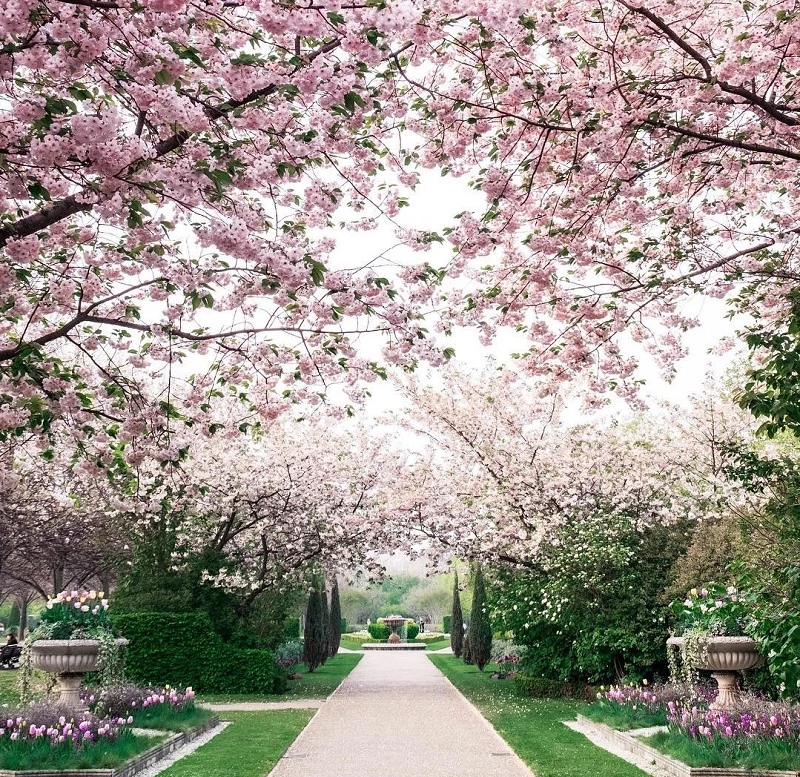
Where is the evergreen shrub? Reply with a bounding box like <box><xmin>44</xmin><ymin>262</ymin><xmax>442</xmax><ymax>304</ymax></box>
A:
<box><xmin>111</xmin><ymin>612</ymin><xmax>284</xmax><ymax>693</ymax></box>
<box><xmin>443</xmin><ymin>615</ymin><xmax>452</xmax><ymax>634</ymax></box>
<box><xmin>367</xmin><ymin>623</ymin><xmax>390</xmax><ymax>640</ymax></box>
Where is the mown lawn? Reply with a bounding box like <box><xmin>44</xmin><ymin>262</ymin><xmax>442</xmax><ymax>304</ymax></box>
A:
<box><xmin>0</xmin><ymin>669</ymin><xmax>50</xmax><ymax>707</ymax></box>
<box><xmin>160</xmin><ymin>710</ymin><xmax>314</xmax><ymax>777</ymax></box>
<box><xmin>198</xmin><ymin>653</ymin><xmax>360</xmax><ymax>703</ymax></box>
<box><xmin>429</xmin><ymin>655</ymin><xmax>647</xmax><ymax>777</ymax></box>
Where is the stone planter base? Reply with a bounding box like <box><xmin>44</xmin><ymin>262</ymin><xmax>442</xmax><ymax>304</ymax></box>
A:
<box><xmin>572</xmin><ymin>715</ymin><xmax>799</xmax><ymax>777</ymax></box>
<box><xmin>0</xmin><ymin>716</ymin><xmax>220</xmax><ymax>777</ymax></box>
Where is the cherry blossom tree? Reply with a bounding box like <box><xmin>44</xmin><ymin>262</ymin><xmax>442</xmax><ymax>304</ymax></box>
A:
<box><xmin>5</xmin><ymin>0</ymin><xmax>800</xmax><ymax>454</ymax></box>
<box><xmin>119</xmin><ymin>417</ymin><xmax>398</xmax><ymax>609</ymax></box>
<box><xmin>0</xmin><ymin>443</ymin><xmax>118</xmax><ymax>603</ymax></box>
<box><xmin>398</xmin><ymin>2</ymin><xmax>800</xmax><ymax>400</ymax></box>
<box><xmin>0</xmin><ymin>0</ymin><xmax>466</xmax><ymax>457</ymax></box>
<box><xmin>388</xmin><ymin>370</ymin><xmax>751</xmax><ymax>566</ymax></box>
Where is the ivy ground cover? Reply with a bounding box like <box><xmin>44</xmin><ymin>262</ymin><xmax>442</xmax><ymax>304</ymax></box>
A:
<box><xmin>428</xmin><ymin>655</ymin><xmax>646</xmax><ymax>777</ymax></box>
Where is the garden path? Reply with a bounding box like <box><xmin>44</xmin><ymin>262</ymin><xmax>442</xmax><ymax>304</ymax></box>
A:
<box><xmin>268</xmin><ymin>651</ymin><xmax>533</xmax><ymax>777</ymax></box>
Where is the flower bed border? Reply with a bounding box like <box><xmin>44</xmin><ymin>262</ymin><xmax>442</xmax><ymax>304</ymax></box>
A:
<box><xmin>0</xmin><ymin>716</ymin><xmax>220</xmax><ymax>777</ymax></box>
<box><xmin>574</xmin><ymin>716</ymin><xmax>799</xmax><ymax>777</ymax></box>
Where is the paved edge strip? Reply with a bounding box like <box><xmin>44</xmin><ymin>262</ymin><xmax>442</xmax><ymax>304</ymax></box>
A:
<box><xmin>265</xmin><ymin>656</ymin><xmax>362</xmax><ymax>775</ymax></box>
<box><xmin>424</xmin><ymin>655</ymin><xmax>534</xmax><ymax>774</ymax></box>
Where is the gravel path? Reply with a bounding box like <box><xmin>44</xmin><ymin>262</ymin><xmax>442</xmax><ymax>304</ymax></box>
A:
<box><xmin>268</xmin><ymin>651</ymin><xmax>533</xmax><ymax>777</ymax></box>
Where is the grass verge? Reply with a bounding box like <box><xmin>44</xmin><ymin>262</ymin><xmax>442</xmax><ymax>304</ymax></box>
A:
<box><xmin>0</xmin><ymin>731</ymin><xmax>164</xmax><ymax>770</ymax></box>
<box><xmin>646</xmin><ymin>731</ymin><xmax>800</xmax><ymax>770</ymax></box>
<box><xmin>429</xmin><ymin>655</ymin><xmax>647</xmax><ymax>777</ymax></box>
<box><xmin>581</xmin><ymin>702</ymin><xmax>667</xmax><ymax>730</ymax></box>
<box><xmin>0</xmin><ymin>669</ymin><xmax>50</xmax><ymax>706</ymax></box>
<box><xmin>159</xmin><ymin>710</ymin><xmax>314</xmax><ymax>777</ymax></box>
<box><xmin>198</xmin><ymin>653</ymin><xmax>360</xmax><ymax>703</ymax></box>
<box><xmin>131</xmin><ymin>705</ymin><xmax>215</xmax><ymax>732</ymax></box>
<box><xmin>424</xmin><ymin>638</ymin><xmax>450</xmax><ymax>651</ymax></box>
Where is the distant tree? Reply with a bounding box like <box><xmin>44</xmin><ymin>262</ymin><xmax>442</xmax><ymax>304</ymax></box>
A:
<box><xmin>329</xmin><ymin>580</ymin><xmax>343</xmax><ymax>659</ymax></box>
<box><xmin>450</xmin><ymin>571</ymin><xmax>464</xmax><ymax>658</ymax></box>
<box><xmin>320</xmin><ymin>581</ymin><xmax>330</xmax><ymax>666</ymax></box>
<box><xmin>469</xmin><ymin>565</ymin><xmax>493</xmax><ymax>672</ymax></box>
<box><xmin>302</xmin><ymin>582</ymin><xmax>326</xmax><ymax>673</ymax></box>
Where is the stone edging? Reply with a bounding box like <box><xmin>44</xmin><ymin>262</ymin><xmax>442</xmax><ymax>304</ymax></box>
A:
<box><xmin>574</xmin><ymin>715</ymin><xmax>800</xmax><ymax>777</ymax></box>
<box><xmin>0</xmin><ymin>716</ymin><xmax>220</xmax><ymax>777</ymax></box>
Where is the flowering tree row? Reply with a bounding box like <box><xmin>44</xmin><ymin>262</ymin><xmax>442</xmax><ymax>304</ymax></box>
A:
<box><xmin>3</xmin><ymin>0</ymin><xmax>800</xmax><ymax>457</ymax></box>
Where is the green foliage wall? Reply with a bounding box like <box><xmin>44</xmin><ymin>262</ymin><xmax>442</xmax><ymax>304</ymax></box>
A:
<box><xmin>443</xmin><ymin>615</ymin><xmax>452</xmax><ymax>634</ymax></box>
<box><xmin>111</xmin><ymin>612</ymin><xmax>284</xmax><ymax>694</ymax></box>
<box><xmin>489</xmin><ymin>516</ymin><xmax>692</xmax><ymax>684</ymax></box>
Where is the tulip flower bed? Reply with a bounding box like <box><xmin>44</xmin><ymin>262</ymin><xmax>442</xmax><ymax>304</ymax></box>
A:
<box><xmin>644</xmin><ymin>700</ymin><xmax>800</xmax><ymax>770</ymax></box>
<box><xmin>87</xmin><ymin>684</ymin><xmax>214</xmax><ymax>733</ymax></box>
<box><xmin>582</xmin><ymin>682</ymin><xmax>800</xmax><ymax>771</ymax></box>
<box><xmin>0</xmin><ymin>702</ymin><xmax>163</xmax><ymax>771</ymax></box>
<box><xmin>582</xmin><ymin>683</ymin><xmax>689</xmax><ymax>730</ymax></box>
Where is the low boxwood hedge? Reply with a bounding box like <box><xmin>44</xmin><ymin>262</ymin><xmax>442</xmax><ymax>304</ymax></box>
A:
<box><xmin>112</xmin><ymin>611</ymin><xmax>286</xmax><ymax>694</ymax></box>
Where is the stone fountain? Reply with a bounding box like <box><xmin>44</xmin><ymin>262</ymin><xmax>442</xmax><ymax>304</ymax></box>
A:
<box><xmin>363</xmin><ymin>615</ymin><xmax>426</xmax><ymax>651</ymax></box>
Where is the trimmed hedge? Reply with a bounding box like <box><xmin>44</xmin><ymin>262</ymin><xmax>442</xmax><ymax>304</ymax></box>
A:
<box><xmin>443</xmin><ymin>615</ymin><xmax>452</xmax><ymax>634</ymax></box>
<box><xmin>367</xmin><ymin>623</ymin><xmax>391</xmax><ymax>640</ymax></box>
<box><xmin>406</xmin><ymin>623</ymin><xmax>419</xmax><ymax>640</ymax></box>
<box><xmin>111</xmin><ymin>611</ymin><xmax>285</xmax><ymax>694</ymax></box>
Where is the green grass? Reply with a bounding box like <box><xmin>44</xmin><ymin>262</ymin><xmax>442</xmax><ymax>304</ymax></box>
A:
<box><xmin>0</xmin><ymin>669</ymin><xmax>50</xmax><ymax>706</ymax></box>
<box><xmin>429</xmin><ymin>655</ymin><xmax>647</xmax><ymax>777</ymax></box>
<box><xmin>424</xmin><ymin>638</ymin><xmax>450</xmax><ymax>651</ymax></box>
<box><xmin>581</xmin><ymin>701</ymin><xmax>667</xmax><ymax>730</ymax></box>
<box><xmin>646</xmin><ymin>731</ymin><xmax>800</xmax><ymax>770</ymax></box>
<box><xmin>159</xmin><ymin>710</ymin><xmax>314</xmax><ymax>777</ymax></box>
<box><xmin>198</xmin><ymin>653</ymin><xmax>360</xmax><ymax>703</ymax></box>
<box><xmin>131</xmin><ymin>704</ymin><xmax>215</xmax><ymax>732</ymax></box>
<box><xmin>0</xmin><ymin>731</ymin><xmax>165</xmax><ymax>770</ymax></box>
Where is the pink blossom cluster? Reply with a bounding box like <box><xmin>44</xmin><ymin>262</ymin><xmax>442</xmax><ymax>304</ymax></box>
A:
<box><xmin>89</xmin><ymin>685</ymin><xmax>195</xmax><ymax>719</ymax></box>
<box><xmin>596</xmin><ymin>682</ymin><xmax>682</xmax><ymax>714</ymax></box>
<box><xmin>0</xmin><ymin>712</ymin><xmax>130</xmax><ymax>747</ymax></box>
<box><xmin>668</xmin><ymin>701</ymin><xmax>800</xmax><ymax>743</ymax></box>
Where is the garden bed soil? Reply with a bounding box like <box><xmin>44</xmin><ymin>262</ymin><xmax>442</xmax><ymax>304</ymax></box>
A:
<box><xmin>0</xmin><ymin>716</ymin><xmax>220</xmax><ymax>777</ymax></box>
<box><xmin>573</xmin><ymin>715</ymin><xmax>799</xmax><ymax>777</ymax></box>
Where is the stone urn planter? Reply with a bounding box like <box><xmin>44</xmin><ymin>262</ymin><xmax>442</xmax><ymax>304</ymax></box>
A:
<box><xmin>30</xmin><ymin>638</ymin><xmax>128</xmax><ymax>709</ymax></box>
<box><xmin>667</xmin><ymin>635</ymin><xmax>763</xmax><ymax>711</ymax></box>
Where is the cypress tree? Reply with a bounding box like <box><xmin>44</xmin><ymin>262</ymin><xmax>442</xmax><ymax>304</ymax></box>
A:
<box><xmin>328</xmin><ymin>579</ymin><xmax>342</xmax><ymax>658</ymax></box>
<box><xmin>462</xmin><ymin>627</ymin><xmax>472</xmax><ymax>664</ymax></box>
<box><xmin>302</xmin><ymin>581</ymin><xmax>326</xmax><ymax>673</ymax></box>
<box><xmin>469</xmin><ymin>563</ymin><xmax>493</xmax><ymax>671</ymax></box>
<box><xmin>450</xmin><ymin>571</ymin><xmax>464</xmax><ymax>658</ymax></box>
<box><xmin>320</xmin><ymin>580</ymin><xmax>330</xmax><ymax>665</ymax></box>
